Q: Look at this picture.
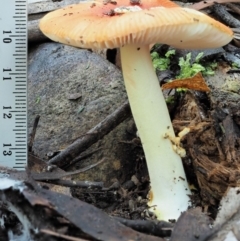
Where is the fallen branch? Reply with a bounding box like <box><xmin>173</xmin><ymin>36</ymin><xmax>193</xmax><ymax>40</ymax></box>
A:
<box><xmin>212</xmin><ymin>3</ymin><xmax>240</xmax><ymax>27</ymax></box>
<box><xmin>189</xmin><ymin>0</ymin><xmax>240</xmax><ymax>10</ymax></box>
<box><xmin>48</xmin><ymin>101</ymin><xmax>131</xmax><ymax>167</ymax></box>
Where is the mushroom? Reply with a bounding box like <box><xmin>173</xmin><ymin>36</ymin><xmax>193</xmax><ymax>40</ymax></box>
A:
<box><xmin>39</xmin><ymin>0</ymin><xmax>233</xmax><ymax>221</ymax></box>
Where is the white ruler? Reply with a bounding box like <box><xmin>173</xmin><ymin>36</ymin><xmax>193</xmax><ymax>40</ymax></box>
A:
<box><xmin>0</xmin><ymin>0</ymin><xmax>28</xmax><ymax>170</ymax></box>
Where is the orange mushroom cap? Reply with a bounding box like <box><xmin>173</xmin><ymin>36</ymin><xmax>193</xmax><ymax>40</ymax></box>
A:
<box><xmin>39</xmin><ymin>0</ymin><xmax>233</xmax><ymax>49</ymax></box>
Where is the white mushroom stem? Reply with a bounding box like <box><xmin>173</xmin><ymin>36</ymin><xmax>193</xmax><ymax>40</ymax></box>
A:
<box><xmin>120</xmin><ymin>44</ymin><xmax>191</xmax><ymax>221</ymax></box>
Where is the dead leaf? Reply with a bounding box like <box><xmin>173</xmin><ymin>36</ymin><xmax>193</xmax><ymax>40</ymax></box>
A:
<box><xmin>162</xmin><ymin>73</ymin><xmax>210</xmax><ymax>92</ymax></box>
<box><xmin>0</xmin><ymin>178</ymin><xmax>164</xmax><ymax>241</ymax></box>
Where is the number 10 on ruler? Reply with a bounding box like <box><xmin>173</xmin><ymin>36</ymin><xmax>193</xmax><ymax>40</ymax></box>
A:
<box><xmin>0</xmin><ymin>0</ymin><xmax>28</xmax><ymax>170</ymax></box>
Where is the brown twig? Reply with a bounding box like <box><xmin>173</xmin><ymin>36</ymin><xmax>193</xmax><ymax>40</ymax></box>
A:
<box><xmin>189</xmin><ymin>0</ymin><xmax>240</xmax><ymax>11</ymax></box>
<box><xmin>33</xmin><ymin>158</ymin><xmax>105</xmax><ymax>181</ymax></box>
<box><xmin>41</xmin><ymin>229</ymin><xmax>88</xmax><ymax>241</ymax></box>
<box><xmin>113</xmin><ymin>217</ymin><xmax>173</xmax><ymax>237</ymax></box>
<box><xmin>63</xmin><ymin>147</ymin><xmax>102</xmax><ymax>169</ymax></box>
<box><xmin>48</xmin><ymin>101</ymin><xmax>131</xmax><ymax>167</ymax></box>
<box><xmin>28</xmin><ymin>115</ymin><xmax>40</xmax><ymax>152</ymax></box>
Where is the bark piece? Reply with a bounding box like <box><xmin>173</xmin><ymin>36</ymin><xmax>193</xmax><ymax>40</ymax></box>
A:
<box><xmin>170</xmin><ymin>208</ymin><xmax>214</xmax><ymax>241</ymax></box>
<box><xmin>0</xmin><ymin>178</ymin><xmax>164</xmax><ymax>241</ymax></box>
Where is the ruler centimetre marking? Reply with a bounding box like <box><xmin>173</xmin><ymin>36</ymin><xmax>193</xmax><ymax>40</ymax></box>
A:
<box><xmin>0</xmin><ymin>0</ymin><xmax>28</xmax><ymax>170</ymax></box>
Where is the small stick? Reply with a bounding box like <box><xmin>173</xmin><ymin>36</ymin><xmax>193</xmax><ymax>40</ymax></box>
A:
<box><xmin>189</xmin><ymin>0</ymin><xmax>240</xmax><ymax>10</ymax></box>
<box><xmin>41</xmin><ymin>229</ymin><xmax>88</xmax><ymax>241</ymax></box>
<box><xmin>42</xmin><ymin>179</ymin><xmax>104</xmax><ymax>189</ymax></box>
<box><xmin>113</xmin><ymin>217</ymin><xmax>173</xmax><ymax>237</ymax></box>
<box><xmin>63</xmin><ymin>147</ymin><xmax>102</xmax><ymax>169</ymax></box>
<box><xmin>33</xmin><ymin>159</ymin><xmax>105</xmax><ymax>181</ymax></box>
<box><xmin>48</xmin><ymin>101</ymin><xmax>131</xmax><ymax>167</ymax></box>
<box><xmin>28</xmin><ymin>115</ymin><xmax>40</xmax><ymax>152</ymax></box>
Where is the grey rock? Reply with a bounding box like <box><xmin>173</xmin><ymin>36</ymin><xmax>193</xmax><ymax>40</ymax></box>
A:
<box><xmin>28</xmin><ymin>43</ymin><xmax>136</xmax><ymax>185</ymax></box>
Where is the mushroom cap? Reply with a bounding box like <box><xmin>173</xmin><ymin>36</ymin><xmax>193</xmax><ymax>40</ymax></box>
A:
<box><xmin>39</xmin><ymin>0</ymin><xmax>233</xmax><ymax>49</ymax></box>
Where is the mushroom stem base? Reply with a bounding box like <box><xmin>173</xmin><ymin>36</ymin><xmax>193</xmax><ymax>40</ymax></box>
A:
<box><xmin>120</xmin><ymin>44</ymin><xmax>191</xmax><ymax>221</ymax></box>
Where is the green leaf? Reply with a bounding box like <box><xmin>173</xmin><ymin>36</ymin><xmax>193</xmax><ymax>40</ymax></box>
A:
<box><xmin>151</xmin><ymin>50</ymin><xmax>176</xmax><ymax>71</ymax></box>
<box><xmin>151</xmin><ymin>51</ymin><xmax>159</xmax><ymax>60</ymax></box>
<box><xmin>177</xmin><ymin>53</ymin><xmax>206</xmax><ymax>79</ymax></box>
<box><xmin>195</xmin><ymin>52</ymin><xmax>204</xmax><ymax>63</ymax></box>
<box><xmin>152</xmin><ymin>49</ymin><xmax>216</xmax><ymax>80</ymax></box>
<box><xmin>202</xmin><ymin>66</ymin><xmax>215</xmax><ymax>76</ymax></box>
<box><xmin>165</xmin><ymin>49</ymin><xmax>175</xmax><ymax>58</ymax></box>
